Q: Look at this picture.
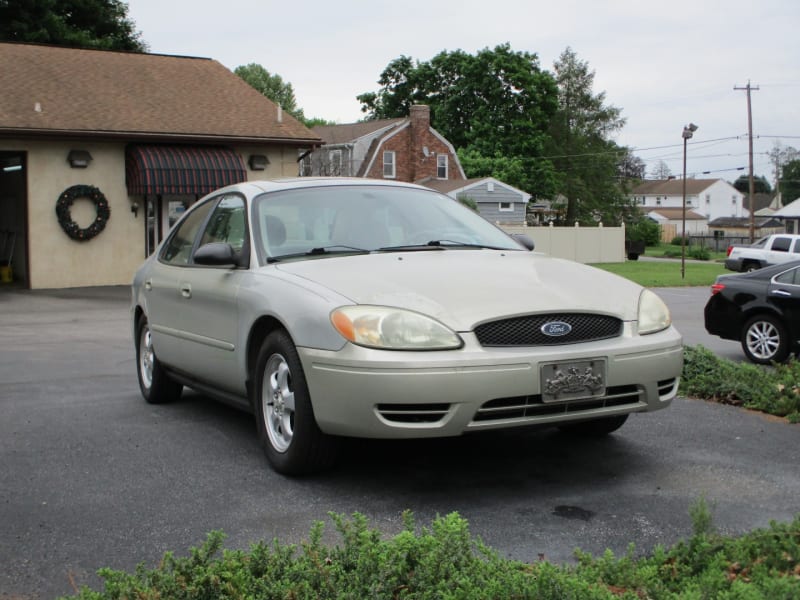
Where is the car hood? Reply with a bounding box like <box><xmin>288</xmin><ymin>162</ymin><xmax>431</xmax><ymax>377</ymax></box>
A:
<box><xmin>271</xmin><ymin>250</ymin><xmax>643</xmax><ymax>330</ymax></box>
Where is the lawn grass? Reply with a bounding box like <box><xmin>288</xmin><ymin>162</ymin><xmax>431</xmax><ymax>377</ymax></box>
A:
<box><xmin>592</xmin><ymin>259</ymin><xmax>727</xmax><ymax>287</ymax></box>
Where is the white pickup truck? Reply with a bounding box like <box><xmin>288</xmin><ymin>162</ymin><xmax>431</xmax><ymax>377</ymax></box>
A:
<box><xmin>724</xmin><ymin>233</ymin><xmax>800</xmax><ymax>272</ymax></box>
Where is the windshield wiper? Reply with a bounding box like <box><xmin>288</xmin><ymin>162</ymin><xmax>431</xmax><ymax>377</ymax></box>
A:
<box><xmin>267</xmin><ymin>245</ymin><xmax>369</xmax><ymax>263</ymax></box>
<box><xmin>424</xmin><ymin>240</ymin><xmax>511</xmax><ymax>250</ymax></box>
<box><xmin>376</xmin><ymin>244</ymin><xmax>446</xmax><ymax>252</ymax></box>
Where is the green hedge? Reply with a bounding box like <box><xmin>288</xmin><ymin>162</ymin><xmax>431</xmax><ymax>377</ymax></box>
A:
<box><xmin>62</xmin><ymin>508</ymin><xmax>800</xmax><ymax>599</ymax></box>
<box><xmin>681</xmin><ymin>346</ymin><xmax>800</xmax><ymax>423</ymax></box>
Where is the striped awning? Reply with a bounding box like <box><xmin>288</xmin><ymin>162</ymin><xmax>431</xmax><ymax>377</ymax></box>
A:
<box><xmin>125</xmin><ymin>145</ymin><xmax>247</xmax><ymax>196</ymax></box>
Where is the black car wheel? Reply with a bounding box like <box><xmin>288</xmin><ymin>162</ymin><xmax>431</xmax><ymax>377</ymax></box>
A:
<box><xmin>741</xmin><ymin>314</ymin><xmax>789</xmax><ymax>364</ymax></box>
<box><xmin>743</xmin><ymin>261</ymin><xmax>760</xmax><ymax>272</ymax></box>
<box><xmin>254</xmin><ymin>330</ymin><xmax>339</xmax><ymax>475</ymax></box>
<box><xmin>136</xmin><ymin>318</ymin><xmax>182</xmax><ymax>404</ymax></box>
<box><xmin>558</xmin><ymin>414</ymin><xmax>629</xmax><ymax>436</ymax></box>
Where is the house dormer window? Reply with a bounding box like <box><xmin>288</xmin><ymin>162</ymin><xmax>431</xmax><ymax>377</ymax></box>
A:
<box><xmin>383</xmin><ymin>151</ymin><xmax>395</xmax><ymax>178</ymax></box>
<box><xmin>437</xmin><ymin>154</ymin><xmax>448</xmax><ymax>179</ymax></box>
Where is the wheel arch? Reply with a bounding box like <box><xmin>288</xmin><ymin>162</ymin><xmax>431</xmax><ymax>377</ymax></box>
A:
<box><xmin>740</xmin><ymin>304</ymin><xmax>783</xmax><ymax>326</ymax></box>
<box><xmin>246</xmin><ymin>316</ymin><xmax>289</xmax><ymax>400</ymax></box>
<box><xmin>133</xmin><ymin>305</ymin><xmax>146</xmax><ymax>347</ymax></box>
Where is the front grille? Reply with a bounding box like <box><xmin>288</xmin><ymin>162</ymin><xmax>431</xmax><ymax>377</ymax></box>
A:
<box><xmin>474</xmin><ymin>313</ymin><xmax>622</xmax><ymax>346</ymax></box>
<box><xmin>376</xmin><ymin>403</ymin><xmax>450</xmax><ymax>424</ymax></box>
<box><xmin>473</xmin><ymin>385</ymin><xmax>643</xmax><ymax>422</ymax></box>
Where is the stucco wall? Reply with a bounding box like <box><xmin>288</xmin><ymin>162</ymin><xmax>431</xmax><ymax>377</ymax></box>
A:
<box><xmin>235</xmin><ymin>145</ymin><xmax>300</xmax><ymax>179</ymax></box>
<box><xmin>14</xmin><ymin>140</ymin><xmax>140</xmax><ymax>288</ymax></box>
<box><xmin>1</xmin><ymin>140</ymin><xmax>302</xmax><ymax>289</ymax></box>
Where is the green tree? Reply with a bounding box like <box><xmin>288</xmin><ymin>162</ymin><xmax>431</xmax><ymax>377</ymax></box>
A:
<box><xmin>617</xmin><ymin>149</ymin><xmax>646</xmax><ymax>181</ymax></box>
<box><xmin>0</xmin><ymin>0</ymin><xmax>146</xmax><ymax>51</ymax></box>
<box><xmin>546</xmin><ymin>47</ymin><xmax>626</xmax><ymax>224</ymax></box>
<box><xmin>780</xmin><ymin>159</ymin><xmax>800</xmax><ymax>204</ymax></box>
<box><xmin>234</xmin><ymin>63</ymin><xmax>335</xmax><ymax>129</ymax></box>
<box><xmin>235</xmin><ymin>63</ymin><xmax>304</xmax><ymax>120</ymax></box>
<box><xmin>732</xmin><ymin>174</ymin><xmax>771</xmax><ymax>194</ymax></box>
<box><xmin>358</xmin><ymin>44</ymin><xmax>559</xmax><ymax>196</ymax></box>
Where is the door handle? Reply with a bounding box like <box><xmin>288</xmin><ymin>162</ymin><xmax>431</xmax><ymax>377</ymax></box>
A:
<box><xmin>180</xmin><ymin>283</ymin><xmax>192</xmax><ymax>299</ymax></box>
<box><xmin>771</xmin><ymin>289</ymin><xmax>791</xmax><ymax>297</ymax></box>
<box><xmin>144</xmin><ymin>279</ymin><xmax>152</xmax><ymax>291</ymax></box>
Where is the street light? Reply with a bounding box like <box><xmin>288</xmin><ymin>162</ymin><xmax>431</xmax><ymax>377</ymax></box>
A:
<box><xmin>681</xmin><ymin>123</ymin><xmax>698</xmax><ymax>279</ymax></box>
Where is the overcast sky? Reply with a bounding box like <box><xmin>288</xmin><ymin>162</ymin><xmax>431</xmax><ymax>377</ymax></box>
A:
<box><xmin>127</xmin><ymin>0</ymin><xmax>799</xmax><ymax>184</ymax></box>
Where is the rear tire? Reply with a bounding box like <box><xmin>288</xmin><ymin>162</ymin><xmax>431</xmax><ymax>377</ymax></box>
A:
<box><xmin>558</xmin><ymin>414</ymin><xmax>629</xmax><ymax>436</ymax></box>
<box><xmin>743</xmin><ymin>261</ymin><xmax>760</xmax><ymax>272</ymax></box>
<box><xmin>741</xmin><ymin>314</ymin><xmax>789</xmax><ymax>364</ymax></box>
<box><xmin>136</xmin><ymin>318</ymin><xmax>182</xmax><ymax>404</ymax></box>
<box><xmin>253</xmin><ymin>330</ymin><xmax>339</xmax><ymax>475</ymax></box>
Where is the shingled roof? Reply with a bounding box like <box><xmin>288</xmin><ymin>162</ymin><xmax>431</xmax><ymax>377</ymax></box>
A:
<box><xmin>633</xmin><ymin>179</ymin><xmax>720</xmax><ymax>195</ymax></box>
<box><xmin>312</xmin><ymin>119</ymin><xmax>405</xmax><ymax>144</ymax></box>
<box><xmin>0</xmin><ymin>42</ymin><xmax>320</xmax><ymax>145</ymax></box>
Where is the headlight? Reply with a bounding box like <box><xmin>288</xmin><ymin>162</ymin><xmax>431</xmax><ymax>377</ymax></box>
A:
<box><xmin>638</xmin><ymin>289</ymin><xmax>671</xmax><ymax>335</ymax></box>
<box><xmin>331</xmin><ymin>306</ymin><xmax>463</xmax><ymax>350</ymax></box>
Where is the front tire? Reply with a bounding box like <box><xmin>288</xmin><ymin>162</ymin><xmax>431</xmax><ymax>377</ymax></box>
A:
<box><xmin>559</xmin><ymin>414</ymin><xmax>629</xmax><ymax>436</ymax></box>
<box><xmin>741</xmin><ymin>314</ymin><xmax>789</xmax><ymax>364</ymax></box>
<box><xmin>136</xmin><ymin>318</ymin><xmax>182</xmax><ymax>404</ymax></box>
<box><xmin>254</xmin><ymin>330</ymin><xmax>339</xmax><ymax>475</ymax></box>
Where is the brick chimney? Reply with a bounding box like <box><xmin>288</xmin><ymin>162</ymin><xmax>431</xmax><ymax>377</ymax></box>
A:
<box><xmin>409</xmin><ymin>104</ymin><xmax>430</xmax><ymax>181</ymax></box>
<box><xmin>410</xmin><ymin>104</ymin><xmax>430</xmax><ymax>143</ymax></box>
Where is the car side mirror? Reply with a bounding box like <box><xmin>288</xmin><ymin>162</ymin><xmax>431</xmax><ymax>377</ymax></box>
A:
<box><xmin>511</xmin><ymin>233</ymin><xmax>535</xmax><ymax>251</ymax></box>
<box><xmin>193</xmin><ymin>242</ymin><xmax>239</xmax><ymax>267</ymax></box>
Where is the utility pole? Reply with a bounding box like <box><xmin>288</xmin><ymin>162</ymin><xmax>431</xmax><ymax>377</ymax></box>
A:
<box><xmin>734</xmin><ymin>81</ymin><xmax>759</xmax><ymax>242</ymax></box>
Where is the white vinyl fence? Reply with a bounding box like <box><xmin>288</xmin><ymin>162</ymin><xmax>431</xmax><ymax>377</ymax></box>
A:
<box><xmin>502</xmin><ymin>223</ymin><xmax>625</xmax><ymax>264</ymax></box>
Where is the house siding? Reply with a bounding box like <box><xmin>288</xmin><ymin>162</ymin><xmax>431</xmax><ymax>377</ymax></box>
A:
<box><xmin>457</xmin><ymin>182</ymin><xmax>527</xmax><ymax>224</ymax></box>
<box><xmin>631</xmin><ymin>179</ymin><xmax>746</xmax><ymax>230</ymax></box>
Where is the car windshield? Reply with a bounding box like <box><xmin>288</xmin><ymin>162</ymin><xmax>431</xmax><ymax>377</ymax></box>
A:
<box><xmin>251</xmin><ymin>184</ymin><xmax>523</xmax><ymax>264</ymax></box>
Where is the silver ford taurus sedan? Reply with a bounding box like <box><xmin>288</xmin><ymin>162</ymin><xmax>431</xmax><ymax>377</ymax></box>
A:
<box><xmin>132</xmin><ymin>178</ymin><xmax>683</xmax><ymax>474</ymax></box>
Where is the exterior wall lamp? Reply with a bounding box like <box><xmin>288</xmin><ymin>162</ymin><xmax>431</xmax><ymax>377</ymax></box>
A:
<box><xmin>249</xmin><ymin>154</ymin><xmax>269</xmax><ymax>170</ymax></box>
<box><xmin>681</xmin><ymin>123</ymin><xmax>698</xmax><ymax>279</ymax></box>
<box><xmin>67</xmin><ymin>149</ymin><xmax>93</xmax><ymax>168</ymax></box>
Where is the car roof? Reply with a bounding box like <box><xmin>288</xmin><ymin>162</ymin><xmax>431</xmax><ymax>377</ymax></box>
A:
<box><xmin>721</xmin><ymin>259</ymin><xmax>800</xmax><ymax>283</ymax></box>
<box><xmin>245</xmin><ymin>177</ymin><xmax>431</xmax><ymax>194</ymax></box>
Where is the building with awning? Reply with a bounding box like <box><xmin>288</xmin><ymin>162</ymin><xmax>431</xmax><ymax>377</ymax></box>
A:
<box><xmin>0</xmin><ymin>42</ymin><xmax>321</xmax><ymax>289</ymax></box>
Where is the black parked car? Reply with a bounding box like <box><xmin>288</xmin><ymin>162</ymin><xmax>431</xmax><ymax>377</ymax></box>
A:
<box><xmin>704</xmin><ymin>261</ymin><xmax>800</xmax><ymax>364</ymax></box>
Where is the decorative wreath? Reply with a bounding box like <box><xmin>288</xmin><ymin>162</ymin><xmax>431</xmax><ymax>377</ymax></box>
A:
<box><xmin>55</xmin><ymin>184</ymin><xmax>111</xmax><ymax>241</ymax></box>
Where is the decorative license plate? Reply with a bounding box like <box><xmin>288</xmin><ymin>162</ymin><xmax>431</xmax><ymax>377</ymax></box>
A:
<box><xmin>540</xmin><ymin>359</ymin><xmax>606</xmax><ymax>403</ymax></box>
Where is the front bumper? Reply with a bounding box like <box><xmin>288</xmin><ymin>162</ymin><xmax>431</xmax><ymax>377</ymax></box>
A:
<box><xmin>299</xmin><ymin>325</ymin><xmax>683</xmax><ymax>438</ymax></box>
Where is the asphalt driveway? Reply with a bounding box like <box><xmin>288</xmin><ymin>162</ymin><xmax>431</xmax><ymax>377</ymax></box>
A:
<box><xmin>1</xmin><ymin>285</ymin><xmax>798</xmax><ymax>599</ymax></box>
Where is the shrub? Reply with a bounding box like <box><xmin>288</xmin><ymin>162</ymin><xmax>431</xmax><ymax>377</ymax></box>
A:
<box><xmin>626</xmin><ymin>219</ymin><xmax>660</xmax><ymax>246</ymax></box>
<box><xmin>681</xmin><ymin>345</ymin><xmax>800</xmax><ymax>422</ymax></box>
<box><xmin>688</xmin><ymin>245</ymin><xmax>711</xmax><ymax>260</ymax></box>
<box><xmin>62</xmin><ymin>511</ymin><xmax>800</xmax><ymax>599</ymax></box>
<box><xmin>671</xmin><ymin>235</ymin><xmax>686</xmax><ymax>246</ymax></box>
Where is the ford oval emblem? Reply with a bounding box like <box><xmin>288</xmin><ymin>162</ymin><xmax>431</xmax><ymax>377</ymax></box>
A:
<box><xmin>541</xmin><ymin>321</ymin><xmax>572</xmax><ymax>337</ymax></box>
